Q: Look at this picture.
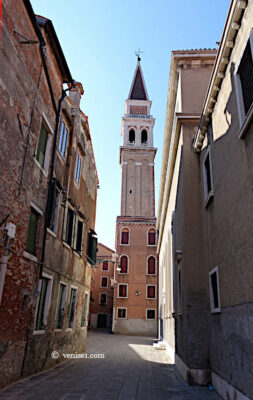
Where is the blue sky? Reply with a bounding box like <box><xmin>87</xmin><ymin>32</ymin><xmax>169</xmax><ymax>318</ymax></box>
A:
<box><xmin>31</xmin><ymin>0</ymin><xmax>231</xmax><ymax>250</ymax></box>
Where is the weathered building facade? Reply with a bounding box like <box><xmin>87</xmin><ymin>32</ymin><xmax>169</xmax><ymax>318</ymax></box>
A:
<box><xmin>158</xmin><ymin>1</ymin><xmax>253</xmax><ymax>399</ymax></box>
<box><xmin>157</xmin><ymin>48</ymin><xmax>216</xmax><ymax>363</ymax></box>
<box><xmin>113</xmin><ymin>59</ymin><xmax>158</xmax><ymax>336</ymax></box>
<box><xmin>0</xmin><ymin>0</ymin><xmax>98</xmax><ymax>388</ymax></box>
<box><xmin>89</xmin><ymin>243</ymin><xmax>115</xmax><ymax>330</ymax></box>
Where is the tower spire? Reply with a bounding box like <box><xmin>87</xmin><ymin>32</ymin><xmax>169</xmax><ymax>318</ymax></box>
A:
<box><xmin>128</xmin><ymin>53</ymin><xmax>149</xmax><ymax>101</ymax></box>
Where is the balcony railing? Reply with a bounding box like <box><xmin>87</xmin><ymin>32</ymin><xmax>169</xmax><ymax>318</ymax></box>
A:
<box><xmin>124</xmin><ymin>114</ymin><xmax>153</xmax><ymax>119</ymax></box>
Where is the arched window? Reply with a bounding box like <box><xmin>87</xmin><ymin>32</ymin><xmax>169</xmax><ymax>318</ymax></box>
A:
<box><xmin>147</xmin><ymin>256</ymin><xmax>156</xmax><ymax>275</ymax></box>
<box><xmin>120</xmin><ymin>255</ymin><xmax>128</xmax><ymax>274</ymax></box>
<box><xmin>141</xmin><ymin>129</ymin><xmax>148</xmax><ymax>144</ymax></box>
<box><xmin>129</xmin><ymin>129</ymin><xmax>135</xmax><ymax>143</ymax></box>
<box><xmin>121</xmin><ymin>228</ymin><xmax>129</xmax><ymax>245</ymax></box>
<box><xmin>148</xmin><ymin>228</ymin><xmax>156</xmax><ymax>245</ymax></box>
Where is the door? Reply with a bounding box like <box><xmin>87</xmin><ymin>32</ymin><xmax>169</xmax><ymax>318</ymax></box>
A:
<box><xmin>97</xmin><ymin>314</ymin><xmax>107</xmax><ymax>328</ymax></box>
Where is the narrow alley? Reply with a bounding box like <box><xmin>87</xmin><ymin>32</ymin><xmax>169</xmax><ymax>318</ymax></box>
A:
<box><xmin>0</xmin><ymin>331</ymin><xmax>222</xmax><ymax>400</ymax></box>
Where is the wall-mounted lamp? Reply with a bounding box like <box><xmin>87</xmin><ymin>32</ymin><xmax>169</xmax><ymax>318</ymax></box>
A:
<box><xmin>136</xmin><ymin>291</ymin><xmax>141</xmax><ymax>296</ymax></box>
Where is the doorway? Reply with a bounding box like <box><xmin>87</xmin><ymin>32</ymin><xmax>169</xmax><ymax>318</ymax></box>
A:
<box><xmin>97</xmin><ymin>314</ymin><xmax>107</xmax><ymax>328</ymax></box>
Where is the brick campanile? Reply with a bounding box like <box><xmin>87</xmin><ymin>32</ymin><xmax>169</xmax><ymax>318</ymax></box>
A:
<box><xmin>113</xmin><ymin>58</ymin><xmax>158</xmax><ymax>336</ymax></box>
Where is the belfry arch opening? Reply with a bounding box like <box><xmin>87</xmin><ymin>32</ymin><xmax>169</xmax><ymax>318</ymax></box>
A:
<box><xmin>129</xmin><ymin>129</ymin><xmax>135</xmax><ymax>143</ymax></box>
<box><xmin>141</xmin><ymin>129</ymin><xmax>148</xmax><ymax>144</ymax></box>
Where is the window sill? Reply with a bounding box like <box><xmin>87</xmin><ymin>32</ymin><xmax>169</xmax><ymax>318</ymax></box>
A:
<box><xmin>204</xmin><ymin>191</ymin><xmax>214</xmax><ymax>208</ymax></box>
<box><xmin>146</xmin><ymin>298</ymin><xmax>156</xmax><ymax>300</ymax></box>
<box><xmin>57</xmin><ymin>150</ymin><xmax>67</xmax><ymax>164</ymax></box>
<box><xmin>54</xmin><ymin>329</ymin><xmax>62</xmax><ymax>332</ymax></box>
<box><xmin>238</xmin><ymin>103</ymin><xmax>253</xmax><ymax>139</ymax></box>
<box><xmin>147</xmin><ymin>244</ymin><xmax>156</xmax><ymax>247</ymax></box>
<box><xmin>73</xmin><ymin>250</ymin><xmax>82</xmax><ymax>258</ymax></box>
<box><xmin>34</xmin><ymin>158</ymin><xmax>48</xmax><ymax>177</ymax></box>
<box><xmin>117</xmin><ymin>297</ymin><xmax>128</xmax><ymax>299</ymax></box>
<box><xmin>146</xmin><ymin>274</ymin><xmax>157</xmax><ymax>276</ymax></box>
<box><xmin>120</xmin><ymin>243</ymin><xmax>130</xmax><ymax>246</ymax></box>
<box><xmin>33</xmin><ymin>330</ymin><xmax>45</xmax><ymax>335</ymax></box>
<box><xmin>63</xmin><ymin>241</ymin><xmax>71</xmax><ymax>250</ymax></box>
<box><xmin>211</xmin><ymin>308</ymin><xmax>221</xmax><ymax>314</ymax></box>
<box><xmin>65</xmin><ymin>328</ymin><xmax>73</xmax><ymax>332</ymax></box>
<box><xmin>118</xmin><ymin>272</ymin><xmax>128</xmax><ymax>275</ymax></box>
<box><xmin>117</xmin><ymin>317</ymin><xmax>127</xmax><ymax>320</ymax></box>
<box><xmin>23</xmin><ymin>251</ymin><xmax>38</xmax><ymax>263</ymax></box>
<box><xmin>47</xmin><ymin>228</ymin><xmax>57</xmax><ymax>238</ymax></box>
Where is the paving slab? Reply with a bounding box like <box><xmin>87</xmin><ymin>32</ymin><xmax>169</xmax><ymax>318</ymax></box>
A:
<box><xmin>0</xmin><ymin>330</ymin><xmax>223</xmax><ymax>400</ymax></box>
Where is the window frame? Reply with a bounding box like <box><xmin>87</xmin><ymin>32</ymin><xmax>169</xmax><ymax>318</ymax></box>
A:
<box><xmin>120</xmin><ymin>227</ymin><xmax>130</xmax><ymax>246</ymax></box>
<box><xmin>117</xmin><ymin>283</ymin><xmax>128</xmax><ymax>299</ymax></box>
<box><xmin>147</xmin><ymin>228</ymin><xmax>156</xmax><ymax>246</ymax></box>
<box><xmin>202</xmin><ymin>147</ymin><xmax>214</xmax><ymax>207</ymax></box>
<box><xmin>146</xmin><ymin>285</ymin><xmax>156</xmax><ymax>300</ymax></box>
<box><xmin>67</xmin><ymin>286</ymin><xmax>78</xmax><ymax>329</ymax></box>
<box><xmin>146</xmin><ymin>255</ymin><xmax>156</xmax><ymax>275</ymax></box>
<box><xmin>81</xmin><ymin>291</ymin><xmax>89</xmax><ymax>328</ymax></box>
<box><xmin>26</xmin><ymin>205</ymin><xmax>42</xmax><ymax>256</ymax></box>
<box><xmin>234</xmin><ymin>30</ymin><xmax>253</xmax><ymax>135</ymax></box>
<box><xmin>119</xmin><ymin>254</ymin><xmax>129</xmax><ymax>274</ymax></box>
<box><xmin>99</xmin><ymin>292</ymin><xmax>107</xmax><ymax>305</ymax></box>
<box><xmin>146</xmin><ymin>309</ymin><xmax>156</xmax><ymax>320</ymax></box>
<box><xmin>209</xmin><ymin>266</ymin><xmax>221</xmax><ymax>314</ymax></box>
<box><xmin>34</xmin><ymin>272</ymin><xmax>53</xmax><ymax>333</ymax></box>
<box><xmin>74</xmin><ymin>152</ymin><xmax>82</xmax><ymax>185</ymax></box>
<box><xmin>35</xmin><ymin>116</ymin><xmax>53</xmax><ymax>173</ymax></box>
<box><xmin>117</xmin><ymin>307</ymin><xmax>127</xmax><ymax>319</ymax></box>
<box><xmin>54</xmin><ymin>281</ymin><xmax>67</xmax><ymax>330</ymax></box>
<box><xmin>141</xmin><ymin>129</ymin><xmax>148</xmax><ymax>144</ymax></box>
<box><xmin>102</xmin><ymin>260</ymin><xmax>109</xmax><ymax>271</ymax></box>
<box><xmin>100</xmin><ymin>276</ymin><xmax>108</xmax><ymax>288</ymax></box>
<box><xmin>58</xmin><ymin>117</ymin><xmax>69</xmax><ymax>159</ymax></box>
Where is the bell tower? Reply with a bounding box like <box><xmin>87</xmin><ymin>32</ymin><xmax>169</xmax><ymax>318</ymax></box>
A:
<box><xmin>113</xmin><ymin>57</ymin><xmax>158</xmax><ymax>337</ymax></box>
<box><xmin>120</xmin><ymin>59</ymin><xmax>156</xmax><ymax>217</ymax></box>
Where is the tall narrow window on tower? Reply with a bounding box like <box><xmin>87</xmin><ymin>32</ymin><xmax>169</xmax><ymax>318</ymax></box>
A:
<box><xmin>141</xmin><ymin>129</ymin><xmax>148</xmax><ymax>144</ymax></box>
<box><xmin>203</xmin><ymin>147</ymin><xmax>214</xmax><ymax>205</ymax></box>
<box><xmin>129</xmin><ymin>129</ymin><xmax>135</xmax><ymax>143</ymax></box>
<box><xmin>121</xmin><ymin>228</ymin><xmax>129</xmax><ymax>245</ymax></box>
<box><xmin>148</xmin><ymin>228</ymin><xmax>156</xmax><ymax>246</ymax></box>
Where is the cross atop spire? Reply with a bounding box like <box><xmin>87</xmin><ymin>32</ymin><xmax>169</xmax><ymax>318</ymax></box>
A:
<box><xmin>135</xmin><ymin>48</ymin><xmax>143</xmax><ymax>63</ymax></box>
<box><xmin>128</xmin><ymin>56</ymin><xmax>149</xmax><ymax>101</ymax></box>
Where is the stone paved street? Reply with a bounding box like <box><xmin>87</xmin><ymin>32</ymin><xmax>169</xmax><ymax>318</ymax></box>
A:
<box><xmin>0</xmin><ymin>331</ymin><xmax>223</xmax><ymax>400</ymax></box>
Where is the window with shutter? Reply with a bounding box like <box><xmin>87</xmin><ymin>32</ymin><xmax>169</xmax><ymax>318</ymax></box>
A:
<box><xmin>26</xmin><ymin>208</ymin><xmax>39</xmax><ymax>255</ymax></box>
<box><xmin>147</xmin><ymin>285</ymin><xmax>155</xmax><ymax>299</ymax></box>
<box><xmin>36</xmin><ymin>122</ymin><xmax>49</xmax><ymax>168</ymax></box>
<box><xmin>147</xmin><ymin>257</ymin><xmax>156</xmax><ymax>275</ymax></box>
<box><xmin>121</xmin><ymin>228</ymin><xmax>129</xmax><ymax>245</ymax></box>
<box><xmin>118</xmin><ymin>284</ymin><xmax>127</xmax><ymax>298</ymax></box>
<box><xmin>101</xmin><ymin>277</ymin><xmax>108</xmax><ymax>288</ymax></box>
<box><xmin>120</xmin><ymin>255</ymin><xmax>128</xmax><ymax>274</ymax></box>
<box><xmin>102</xmin><ymin>261</ymin><xmax>108</xmax><ymax>270</ymax></box>
<box><xmin>67</xmin><ymin>288</ymin><xmax>77</xmax><ymax>328</ymax></box>
<box><xmin>148</xmin><ymin>229</ymin><xmax>156</xmax><ymax>245</ymax></box>
<box><xmin>238</xmin><ymin>41</ymin><xmax>253</xmax><ymax>115</ymax></box>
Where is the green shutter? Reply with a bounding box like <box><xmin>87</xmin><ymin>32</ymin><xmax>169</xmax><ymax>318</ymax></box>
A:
<box><xmin>81</xmin><ymin>293</ymin><xmax>89</xmax><ymax>327</ymax></box>
<box><xmin>36</xmin><ymin>123</ymin><xmax>48</xmax><ymax>168</ymax></box>
<box><xmin>55</xmin><ymin>284</ymin><xmax>64</xmax><ymax>329</ymax></box>
<box><xmin>26</xmin><ymin>209</ymin><xmax>39</xmax><ymax>255</ymax></box>
<box><xmin>35</xmin><ymin>278</ymin><xmax>48</xmax><ymax>330</ymax></box>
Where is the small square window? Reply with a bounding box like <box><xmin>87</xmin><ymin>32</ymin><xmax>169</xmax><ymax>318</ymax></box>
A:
<box><xmin>209</xmin><ymin>267</ymin><xmax>221</xmax><ymax>313</ymax></box>
<box><xmin>146</xmin><ymin>309</ymin><xmax>156</xmax><ymax>320</ymax></box>
<box><xmin>118</xmin><ymin>284</ymin><xmax>128</xmax><ymax>298</ymax></box>
<box><xmin>117</xmin><ymin>308</ymin><xmax>127</xmax><ymax>319</ymax></box>
<box><xmin>147</xmin><ymin>285</ymin><xmax>156</xmax><ymax>299</ymax></box>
